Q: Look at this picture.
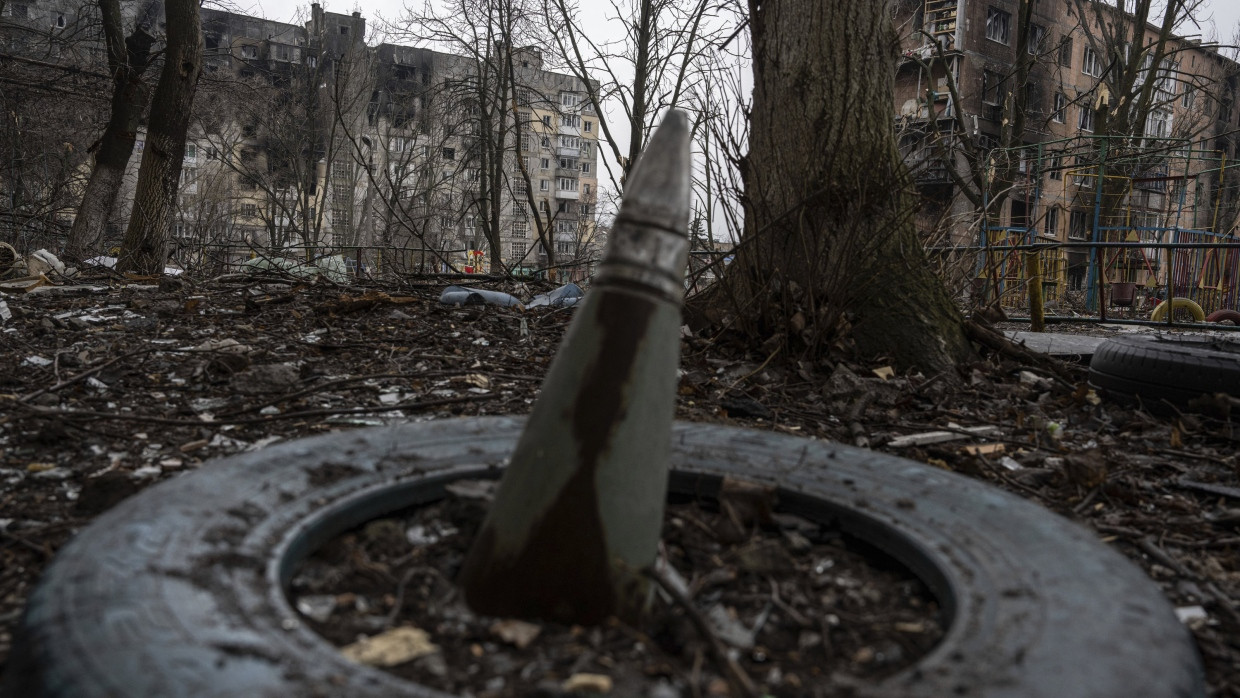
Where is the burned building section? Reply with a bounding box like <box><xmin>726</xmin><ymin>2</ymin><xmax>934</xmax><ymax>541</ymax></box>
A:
<box><xmin>0</xmin><ymin>1</ymin><xmax>603</xmax><ymax>279</ymax></box>
<box><xmin>894</xmin><ymin>0</ymin><xmax>1240</xmax><ymax>310</ymax></box>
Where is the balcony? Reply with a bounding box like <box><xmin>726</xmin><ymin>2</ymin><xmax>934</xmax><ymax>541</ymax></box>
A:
<box><xmin>556</xmin><ymin>146</ymin><xmax>580</xmax><ymax>158</ymax></box>
<box><xmin>555</xmin><ymin>188</ymin><xmax>580</xmax><ymax>200</ymax></box>
<box><xmin>555</xmin><ymin>167</ymin><xmax>579</xmax><ymax>179</ymax></box>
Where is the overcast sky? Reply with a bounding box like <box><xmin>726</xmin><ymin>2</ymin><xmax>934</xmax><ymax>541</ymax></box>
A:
<box><xmin>243</xmin><ymin>0</ymin><xmax>1240</xmax><ymax>46</ymax></box>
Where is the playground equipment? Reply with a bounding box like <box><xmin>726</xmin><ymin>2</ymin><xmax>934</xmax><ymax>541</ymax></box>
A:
<box><xmin>977</xmin><ymin>136</ymin><xmax>1240</xmax><ymax>323</ymax></box>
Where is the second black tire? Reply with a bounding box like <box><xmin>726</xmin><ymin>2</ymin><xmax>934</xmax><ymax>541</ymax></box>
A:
<box><xmin>1089</xmin><ymin>334</ymin><xmax>1240</xmax><ymax>408</ymax></box>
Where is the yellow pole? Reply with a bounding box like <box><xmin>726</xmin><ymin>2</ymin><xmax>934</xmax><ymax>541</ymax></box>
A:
<box><xmin>1026</xmin><ymin>249</ymin><xmax>1045</xmax><ymax>332</ymax></box>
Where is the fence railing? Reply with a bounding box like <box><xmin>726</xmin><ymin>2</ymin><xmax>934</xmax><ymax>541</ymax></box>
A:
<box><xmin>932</xmin><ymin>236</ymin><xmax>1240</xmax><ymax>329</ymax></box>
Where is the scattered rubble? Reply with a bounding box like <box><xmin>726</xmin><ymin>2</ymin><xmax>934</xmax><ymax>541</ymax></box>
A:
<box><xmin>0</xmin><ymin>276</ymin><xmax>1237</xmax><ymax>694</ymax></box>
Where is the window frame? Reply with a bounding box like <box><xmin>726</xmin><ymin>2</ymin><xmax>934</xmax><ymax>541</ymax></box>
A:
<box><xmin>985</xmin><ymin>7</ymin><xmax>1011</xmax><ymax>45</ymax></box>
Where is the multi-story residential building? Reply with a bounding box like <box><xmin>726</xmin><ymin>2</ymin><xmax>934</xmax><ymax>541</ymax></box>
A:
<box><xmin>0</xmin><ymin>1</ymin><xmax>602</xmax><ymax>279</ymax></box>
<box><xmin>894</xmin><ymin>0</ymin><xmax>1240</xmax><ymax>305</ymax></box>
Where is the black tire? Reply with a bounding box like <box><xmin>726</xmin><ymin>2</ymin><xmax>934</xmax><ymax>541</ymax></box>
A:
<box><xmin>3</xmin><ymin>417</ymin><xmax>1203</xmax><ymax>698</ymax></box>
<box><xmin>1089</xmin><ymin>334</ymin><xmax>1240</xmax><ymax>408</ymax></box>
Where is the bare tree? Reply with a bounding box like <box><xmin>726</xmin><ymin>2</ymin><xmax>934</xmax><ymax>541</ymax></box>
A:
<box><xmin>542</xmin><ymin>0</ymin><xmax>725</xmax><ymax>191</ymax></box>
<box><xmin>62</xmin><ymin>0</ymin><xmax>159</xmax><ymax>261</ymax></box>
<box><xmin>116</xmin><ymin>0</ymin><xmax>203</xmax><ymax>274</ymax></box>
<box><xmin>709</xmin><ymin>0</ymin><xmax>975</xmax><ymax>370</ymax></box>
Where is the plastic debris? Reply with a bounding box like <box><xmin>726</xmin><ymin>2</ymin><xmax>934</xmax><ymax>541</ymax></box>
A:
<box><xmin>22</xmin><ymin>355</ymin><xmax>52</xmax><ymax>368</ymax></box>
<box><xmin>0</xmin><ymin>300</ymin><xmax>11</xmax><ymax>322</ymax></box>
<box><xmin>872</xmin><ymin>366</ymin><xmax>895</xmax><ymax>380</ymax></box>
<box><xmin>26</xmin><ymin>249</ymin><xmax>65</xmax><ymax>277</ymax></box>
<box><xmin>340</xmin><ymin>626</ymin><xmax>439</xmax><ymax>667</ymax></box>
<box><xmin>438</xmin><ymin>285</ymin><xmax>523</xmax><ymax>307</ymax></box>
<box><xmin>527</xmin><ymin>282</ymin><xmax>584</xmax><ymax>308</ymax></box>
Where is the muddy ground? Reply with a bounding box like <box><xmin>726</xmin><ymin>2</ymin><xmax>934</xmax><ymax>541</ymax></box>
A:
<box><xmin>0</xmin><ymin>272</ymin><xmax>1237</xmax><ymax>695</ymax></box>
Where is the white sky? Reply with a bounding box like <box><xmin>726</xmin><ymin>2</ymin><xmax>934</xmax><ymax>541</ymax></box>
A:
<box><xmin>240</xmin><ymin>0</ymin><xmax>1240</xmax><ymax>46</ymax></box>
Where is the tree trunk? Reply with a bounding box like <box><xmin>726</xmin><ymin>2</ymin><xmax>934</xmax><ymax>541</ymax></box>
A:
<box><xmin>63</xmin><ymin>0</ymin><xmax>156</xmax><ymax>261</ymax></box>
<box><xmin>717</xmin><ymin>0</ymin><xmax>973</xmax><ymax>371</ymax></box>
<box><xmin>116</xmin><ymin>0</ymin><xmax>202</xmax><ymax>275</ymax></box>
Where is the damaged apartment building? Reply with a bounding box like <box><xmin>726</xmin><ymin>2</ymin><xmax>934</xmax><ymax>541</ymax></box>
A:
<box><xmin>894</xmin><ymin>0</ymin><xmax>1240</xmax><ymax>298</ymax></box>
<box><xmin>0</xmin><ymin>1</ymin><xmax>602</xmax><ymax>277</ymax></box>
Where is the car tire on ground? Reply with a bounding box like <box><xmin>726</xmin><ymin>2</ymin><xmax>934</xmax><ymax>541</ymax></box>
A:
<box><xmin>2</xmin><ymin>417</ymin><xmax>1205</xmax><ymax>698</ymax></box>
<box><xmin>1089</xmin><ymin>334</ymin><xmax>1240</xmax><ymax>409</ymax></box>
<box><xmin>1205</xmin><ymin>309</ymin><xmax>1240</xmax><ymax>325</ymax></box>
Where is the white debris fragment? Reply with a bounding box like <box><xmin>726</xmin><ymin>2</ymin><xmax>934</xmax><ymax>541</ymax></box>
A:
<box><xmin>296</xmin><ymin>595</ymin><xmax>338</xmax><ymax>623</ymax></box>
<box><xmin>130</xmin><ymin>466</ymin><xmax>163</xmax><ymax>479</ymax></box>
<box><xmin>1175</xmin><ymin>606</ymin><xmax>1208</xmax><ymax>627</ymax></box>
<box><xmin>999</xmin><ymin>456</ymin><xmax>1024</xmax><ymax>471</ymax></box>
<box><xmin>0</xmin><ymin>300</ymin><xmax>11</xmax><ymax>322</ymax></box>
<box><xmin>888</xmin><ymin>424</ymin><xmax>999</xmax><ymax>448</ymax></box>
<box><xmin>23</xmin><ymin>355</ymin><xmax>52</xmax><ymax>367</ymax></box>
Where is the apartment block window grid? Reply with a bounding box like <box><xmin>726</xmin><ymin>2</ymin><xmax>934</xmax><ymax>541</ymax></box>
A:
<box><xmin>513</xmin><ymin>178</ymin><xmax>528</xmax><ymax>196</ymax></box>
<box><xmin>512</xmin><ymin>220</ymin><xmax>529</xmax><ymax>238</ymax></box>
<box><xmin>331</xmin><ymin>208</ymin><xmax>350</xmax><ymax>234</ymax></box>
<box><xmin>557</xmin><ymin>177</ymin><xmax>578</xmax><ymax>192</ymax></box>
<box><xmin>331</xmin><ymin>162</ymin><xmax>352</xmax><ymax>202</ymax></box>
<box><xmin>511</xmin><ymin>240</ymin><xmax>527</xmax><ymax>258</ymax></box>
<box><xmin>985</xmin><ymin>7</ymin><xmax>1010</xmax><ymax>44</ymax></box>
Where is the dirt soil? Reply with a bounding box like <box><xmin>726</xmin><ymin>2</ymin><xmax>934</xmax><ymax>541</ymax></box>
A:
<box><xmin>293</xmin><ymin>492</ymin><xmax>943</xmax><ymax>696</ymax></box>
<box><xmin>1</xmin><ymin>272</ymin><xmax>1238</xmax><ymax>696</ymax></box>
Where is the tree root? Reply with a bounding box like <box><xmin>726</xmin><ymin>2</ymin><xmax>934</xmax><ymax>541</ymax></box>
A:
<box><xmin>963</xmin><ymin>319</ymin><xmax>1076</xmax><ymax>381</ymax></box>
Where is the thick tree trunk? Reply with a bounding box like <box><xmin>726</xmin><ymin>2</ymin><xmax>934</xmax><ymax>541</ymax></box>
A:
<box><xmin>117</xmin><ymin>0</ymin><xmax>203</xmax><ymax>275</ymax></box>
<box><xmin>718</xmin><ymin>0</ymin><xmax>973</xmax><ymax>371</ymax></box>
<box><xmin>64</xmin><ymin>4</ymin><xmax>156</xmax><ymax>262</ymax></box>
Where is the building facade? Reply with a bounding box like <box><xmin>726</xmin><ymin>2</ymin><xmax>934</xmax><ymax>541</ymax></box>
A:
<box><xmin>894</xmin><ymin>0</ymin><xmax>1240</xmax><ymax>306</ymax></box>
<box><xmin>0</xmin><ymin>1</ymin><xmax>602</xmax><ymax>278</ymax></box>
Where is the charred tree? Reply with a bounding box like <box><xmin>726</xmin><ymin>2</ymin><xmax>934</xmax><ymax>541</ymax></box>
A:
<box><xmin>116</xmin><ymin>0</ymin><xmax>202</xmax><ymax>275</ymax></box>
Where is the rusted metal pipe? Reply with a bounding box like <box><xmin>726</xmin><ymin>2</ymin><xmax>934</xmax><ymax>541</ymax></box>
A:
<box><xmin>457</xmin><ymin>111</ymin><xmax>691</xmax><ymax>624</ymax></box>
